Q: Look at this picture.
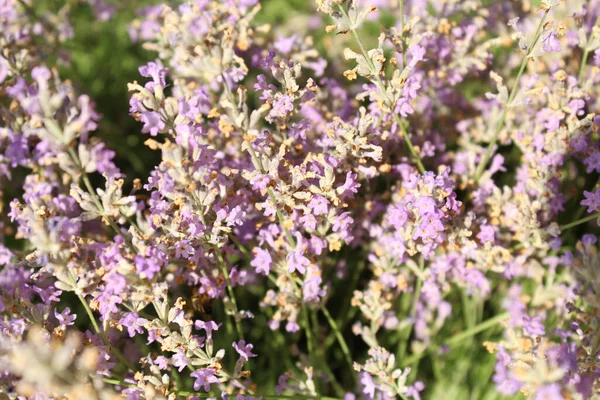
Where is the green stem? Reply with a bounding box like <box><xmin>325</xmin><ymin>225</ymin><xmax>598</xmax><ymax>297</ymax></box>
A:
<box><xmin>397</xmin><ymin>256</ymin><xmax>424</xmax><ymax>360</ymax></box>
<box><xmin>445</xmin><ymin>312</ymin><xmax>509</xmax><ymax>346</ymax></box>
<box><xmin>560</xmin><ymin>212</ymin><xmax>600</xmax><ymax>231</ymax></box>
<box><xmin>215</xmin><ymin>250</ymin><xmax>245</xmax><ymax>342</ymax></box>
<box><xmin>324</xmin><ymin>259</ymin><xmax>364</xmax><ymax>348</ymax></box>
<box><xmin>474</xmin><ymin>10</ymin><xmax>549</xmax><ymax>183</ymax></box>
<box><xmin>68</xmin><ymin>269</ymin><xmax>134</xmax><ymax>370</ymax></box>
<box><xmin>303</xmin><ymin>309</ymin><xmax>318</xmax><ymax>395</ymax></box>
<box><xmin>229</xmin><ymin>234</ymin><xmax>251</xmax><ymax>259</ymax></box>
<box><xmin>338</xmin><ymin>5</ymin><xmax>425</xmax><ymax>174</ymax></box>
<box><xmin>409</xmin><ymin>257</ymin><xmax>424</xmax><ymax>319</ymax></box>
<box><xmin>461</xmin><ymin>291</ymin><xmax>476</xmax><ymax>331</ymax></box>
<box><xmin>77</xmin><ymin>292</ymin><xmax>103</xmax><ymax>336</ymax></box>
<box><xmin>578</xmin><ymin>16</ymin><xmax>600</xmax><ymax>83</ymax></box>
<box><xmin>303</xmin><ymin>307</ymin><xmax>314</xmax><ymax>358</ymax></box>
<box><xmin>400</xmin><ymin>0</ymin><xmax>406</xmax><ymax>68</ymax></box>
<box><xmin>322</xmin><ymin>307</ymin><xmax>355</xmax><ymax>382</ymax></box>
<box><xmin>402</xmin><ymin>312</ymin><xmax>509</xmax><ymax>366</ymax></box>
<box><xmin>103</xmin><ymin>378</ymin><xmax>137</xmax><ymax>388</ymax></box>
<box><xmin>314</xmin><ymin>319</ymin><xmax>345</xmax><ymax>397</ymax></box>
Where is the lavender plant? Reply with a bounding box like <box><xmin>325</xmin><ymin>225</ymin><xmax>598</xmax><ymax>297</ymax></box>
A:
<box><xmin>1</xmin><ymin>0</ymin><xmax>600</xmax><ymax>399</ymax></box>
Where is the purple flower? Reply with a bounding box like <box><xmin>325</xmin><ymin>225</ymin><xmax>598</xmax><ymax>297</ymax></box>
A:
<box><xmin>172</xmin><ymin>348</ymin><xmax>190</xmax><ymax>372</ymax></box>
<box><xmin>232</xmin><ymin>340</ymin><xmax>257</xmax><ymax>361</ymax></box>
<box><xmin>534</xmin><ymin>383</ymin><xmax>563</xmax><ymax>400</ymax></box>
<box><xmin>139</xmin><ymin>61</ymin><xmax>168</xmax><ymax>90</ymax></box>
<box><xmin>195</xmin><ymin>320</ymin><xmax>220</xmax><ymax>339</ymax></box>
<box><xmin>119</xmin><ymin>312</ymin><xmax>148</xmax><ymax>338</ymax></box>
<box><xmin>406</xmin><ymin>381</ymin><xmax>425</xmax><ymax>400</ymax></box>
<box><xmin>407</xmin><ymin>44</ymin><xmax>426</xmax><ymax>67</ymax></box>
<box><xmin>31</xmin><ymin>66</ymin><xmax>51</xmax><ymax>87</ymax></box>
<box><xmin>175</xmin><ymin>240</ymin><xmax>194</xmax><ymax>259</ymax></box>
<box><xmin>191</xmin><ymin>368</ymin><xmax>220</xmax><ymax>392</ymax></box>
<box><xmin>493</xmin><ymin>348</ymin><xmax>521</xmax><ymax>395</ymax></box>
<box><xmin>286</xmin><ymin>249</ymin><xmax>310</xmax><ymax>274</ymax></box>
<box><xmin>154</xmin><ymin>356</ymin><xmax>169</xmax><ymax>370</ymax></box>
<box><xmin>522</xmin><ymin>316</ymin><xmax>545</xmax><ymax>336</ymax></box>
<box><xmin>54</xmin><ymin>307</ymin><xmax>76</xmax><ymax>328</ymax></box>
<box><xmin>388</xmin><ymin>204</ymin><xmax>408</xmax><ymax>227</ymax></box>
<box><xmin>300</xmin><ymin>213</ymin><xmax>317</xmax><ymax>231</ymax></box>
<box><xmin>581</xmin><ymin>190</ymin><xmax>600</xmax><ymax>213</ymax></box>
<box><xmin>359</xmin><ymin>372</ymin><xmax>376</xmax><ymax>400</ymax></box>
<box><xmin>338</xmin><ymin>172</ymin><xmax>360</xmax><ymax>197</ymax></box>
<box><xmin>90</xmin><ymin>143</ymin><xmax>120</xmax><ymax>177</ymax></box>
<box><xmin>274</xmin><ymin>35</ymin><xmax>296</xmax><ymax>54</ymax></box>
<box><xmin>140</xmin><ymin>111</ymin><xmax>166</xmax><ymax>136</ymax></box>
<box><xmin>477</xmin><ymin>225</ymin><xmax>495</xmax><ymax>244</ymax></box>
<box><xmin>584</xmin><ymin>152</ymin><xmax>600</xmax><ymax>173</ymax></box>
<box><xmin>395</xmin><ymin>97</ymin><xmax>414</xmax><ymax>117</ymax></box>
<box><xmin>269</xmin><ymin>95</ymin><xmax>294</xmax><ymax>120</ymax></box>
<box><xmin>86</xmin><ymin>0</ymin><xmax>116</xmax><ymax>21</ymax></box>
<box><xmin>503</xmin><ymin>285</ymin><xmax>526</xmax><ymax>327</ymax></box>
<box><xmin>134</xmin><ymin>252</ymin><xmax>164</xmax><ymax>280</ymax></box>
<box><xmin>250</xmin><ymin>247</ymin><xmax>272</xmax><ymax>275</ymax></box>
<box><xmin>308</xmin><ymin>195</ymin><xmax>329</xmax><ymax>216</ymax></box>
<box><xmin>302</xmin><ymin>273</ymin><xmax>326</xmax><ymax>303</ymax></box>
<box><xmin>542</xmin><ymin>31</ymin><xmax>561</xmax><ymax>53</ymax></box>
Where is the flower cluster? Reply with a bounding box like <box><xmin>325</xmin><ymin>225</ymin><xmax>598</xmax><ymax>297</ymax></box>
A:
<box><xmin>0</xmin><ymin>0</ymin><xmax>600</xmax><ymax>399</ymax></box>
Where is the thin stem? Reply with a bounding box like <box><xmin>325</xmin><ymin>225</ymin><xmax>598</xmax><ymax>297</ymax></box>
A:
<box><xmin>474</xmin><ymin>10</ymin><xmax>549</xmax><ymax>183</ymax></box>
<box><xmin>402</xmin><ymin>312</ymin><xmax>509</xmax><ymax>366</ymax></box>
<box><xmin>338</xmin><ymin>5</ymin><xmax>425</xmax><ymax>174</ymax></box>
<box><xmin>215</xmin><ymin>250</ymin><xmax>245</xmax><ymax>342</ymax></box>
<box><xmin>304</xmin><ymin>310</ymin><xmax>314</xmax><ymax>357</ymax></box>
<box><xmin>560</xmin><ymin>212</ymin><xmax>600</xmax><ymax>231</ymax></box>
<box><xmin>312</xmin><ymin>309</ymin><xmax>345</xmax><ymax>397</ymax></box>
<box><xmin>322</xmin><ymin>307</ymin><xmax>355</xmax><ymax>381</ymax></box>
<box><xmin>578</xmin><ymin>16</ymin><xmax>600</xmax><ymax>83</ymax></box>
<box><xmin>460</xmin><ymin>291</ymin><xmax>476</xmax><ymax>331</ymax></box>
<box><xmin>320</xmin><ymin>362</ymin><xmax>346</xmax><ymax>398</ymax></box>
<box><xmin>219</xmin><ymin>369</ymin><xmax>256</xmax><ymax>395</ymax></box>
<box><xmin>397</xmin><ymin>256</ymin><xmax>424</xmax><ymax>360</ymax></box>
<box><xmin>302</xmin><ymin>308</ymin><xmax>317</xmax><ymax>394</ymax></box>
<box><xmin>409</xmin><ymin>257</ymin><xmax>424</xmax><ymax>319</ymax></box>
<box><xmin>68</xmin><ymin>269</ymin><xmax>134</xmax><ymax>370</ymax></box>
<box><xmin>103</xmin><ymin>378</ymin><xmax>137</xmax><ymax>388</ymax></box>
<box><xmin>445</xmin><ymin>312</ymin><xmax>509</xmax><ymax>346</ymax></box>
<box><xmin>77</xmin><ymin>293</ymin><xmax>103</xmax><ymax>337</ymax></box>
<box><xmin>229</xmin><ymin>234</ymin><xmax>251</xmax><ymax>259</ymax></box>
<box><xmin>400</xmin><ymin>0</ymin><xmax>406</xmax><ymax>68</ymax></box>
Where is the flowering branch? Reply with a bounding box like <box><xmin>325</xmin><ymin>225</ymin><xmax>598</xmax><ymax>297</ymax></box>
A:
<box><xmin>474</xmin><ymin>9</ymin><xmax>549</xmax><ymax>183</ymax></box>
<box><xmin>578</xmin><ymin>16</ymin><xmax>600</xmax><ymax>83</ymax></box>
<box><xmin>338</xmin><ymin>4</ymin><xmax>426</xmax><ymax>174</ymax></box>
